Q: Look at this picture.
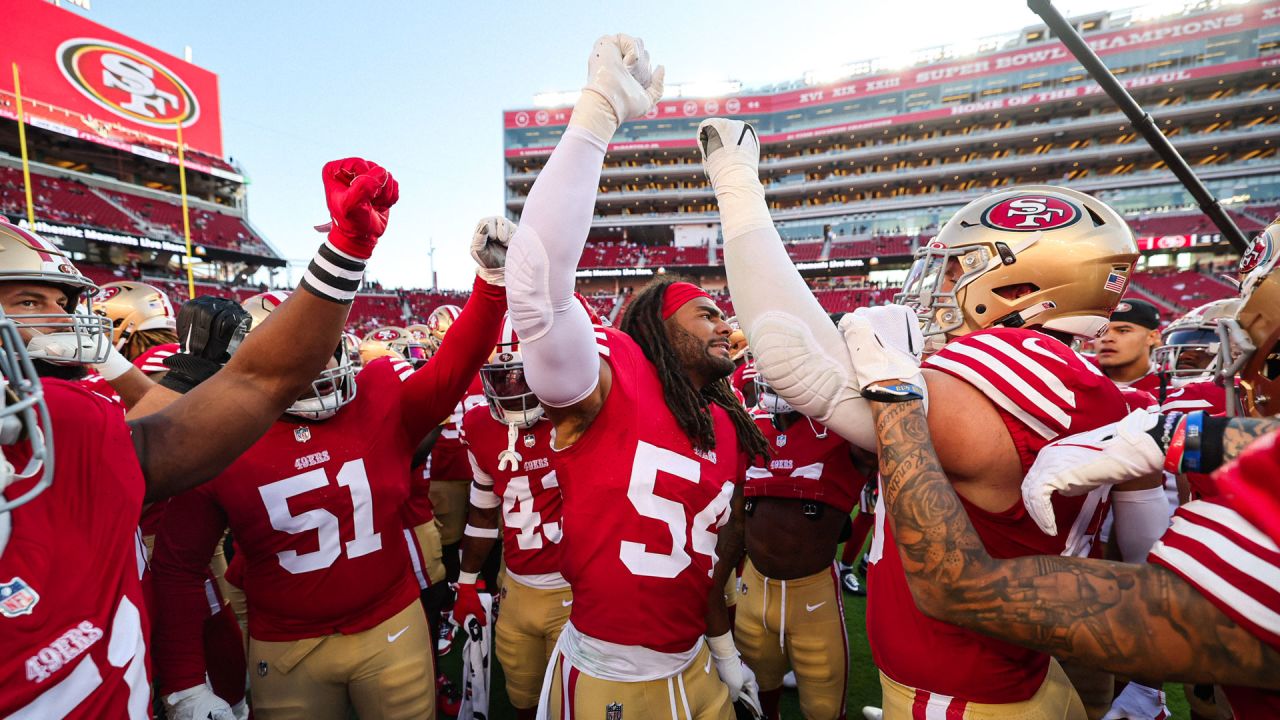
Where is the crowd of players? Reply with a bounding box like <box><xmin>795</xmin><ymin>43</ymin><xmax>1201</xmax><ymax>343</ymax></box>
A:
<box><xmin>2</xmin><ymin>32</ymin><xmax>1278</xmax><ymax>720</ymax></box>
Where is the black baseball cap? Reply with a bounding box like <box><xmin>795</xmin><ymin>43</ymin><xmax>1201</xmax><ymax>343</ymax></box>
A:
<box><xmin>1110</xmin><ymin>298</ymin><xmax>1160</xmax><ymax>330</ymax></box>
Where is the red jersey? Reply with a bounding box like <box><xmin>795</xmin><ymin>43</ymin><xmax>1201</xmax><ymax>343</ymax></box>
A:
<box><xmin>1118</xmin><ymin>385</ymin><xmax>1158</xmax><ymax>412</ymax></box>
<box><xmin>1160</xmin><ymin>379</ymin><xmax>1229</xmax><ymax>415</ymax></box>
<box><xmin>0</xmin><ymin>380</ymin><xmax>151</xmax><ymax>719</ymax></box>
<box><xmin>461</xmin><ymin>406</ymin><xmax>564</xmax><ymax>581</ymax></box>
<box><xmin>747</xmin><ymin>413</ymin><xmax>861</xmax><ymax>514</ymax></box>
<box><xmin>1122</xmin><ymin>370</ymin><xmax>1162</xmax><ymax>398</ymax></box>
<box><xmin>428</xmin><ymin>375</ymin><xmax>486</xmax><ymax>483</ymax></box>
<box><xmin>730</xmin><ymin>359</ymin><xmax>756</xmax><ymax>397</ymax></box>
<box><xmin>133</xmin><ymin>342</ymin><xmax>179</xmax><ymax>375</ymax></box>
<box><xmin>76</xmin><ymin>373</ymin><xmax>122</xmax><ymax>407</ymax></box>
<box><xmin>870</xmin><ymin>328</ymin><xmax>1128</xmax><ymax>703</ymax></box>
<box><xmin>1149</xmin><ymin>431</ymin><xmax>1280</xmax><ymax>718</ymax></box>
<box><xmin>552</xmin><ymin>328</ymin><xmax>745</xmax><ymax>653</ymax></box>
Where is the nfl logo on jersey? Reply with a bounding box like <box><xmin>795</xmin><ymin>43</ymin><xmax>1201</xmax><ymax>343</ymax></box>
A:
<box><xmin>0</xmin><ymin>577</ymin><xmax>40</xmax><ymax>618</ymax></box>
<box><xmin>605</xmin><ymin>702</ymin><xmax>623</xmax><ymax>720</ymax></box>
<box><xmin>294</xmin><ymin>426</ymin><xmax>312</xmax><ymax>443</ymax></box>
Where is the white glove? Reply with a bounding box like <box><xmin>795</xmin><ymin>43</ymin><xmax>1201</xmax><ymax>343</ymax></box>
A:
<box><xmin>91</xmin><ymin>344</ymin><xmax>134</xmax><ymax>381</ymax></box>
<box><xmin>163</xmin><ymin>684</ymin><xmax>237</xmax><ymax>720</ymax></box>
<box><xmin>707</xmin><ymin>631</ymin><xmax>751</xmax><ymax>702</ymax></box>
<box><xmin>570</xmin><ymin>34</ymin><xmax>665</xmax><ymax>142</ymax></box>
<box><xmin>1101</xmin><ymin>682</ymin><xmax>1170</xmax><ymax>719</ymax></box>
<box><xmin>838</xmin><ymin>304</ymin><xmax>925</xmax><ymax>390</ymax></box>
<box><xmin>1022</xmin><ymin>408</ymin><xmax>1165</xmax><ymax>536</ymax></box>
<box><xmin>471</xmin><ymin>216</ymin><xmax>515</xmax><ymax>286</ymax></box>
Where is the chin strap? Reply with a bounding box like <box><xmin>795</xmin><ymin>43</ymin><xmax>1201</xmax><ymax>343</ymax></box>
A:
<box><xmin>993</xmin><ymin>300</ymin><xmax>1057</xmax><ymax>330</ymax></box>
<box><xmin>498</xmin><ymin>423</ymin><xmax>523</xmax><ymax>472</ymax></box>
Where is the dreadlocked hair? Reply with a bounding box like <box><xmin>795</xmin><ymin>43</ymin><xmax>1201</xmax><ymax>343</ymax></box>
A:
<box><xmin>121</xmin><ymin>328</ymin><xmax>179</xmax><ymax>362</ymax></box>
<box><xmin>618</xmin><ymin>277</ymin><xmax>770</xmax><ymax>463</ymax></box>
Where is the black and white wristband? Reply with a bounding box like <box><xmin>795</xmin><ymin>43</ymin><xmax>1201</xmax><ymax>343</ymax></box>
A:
<box><xmin>299</xmin><ymin>241</ymin><xmax>366</xmax><ymax>305</ymax></box>
<box><xmin>861</xmin><ymin>382</ymin><xmax>925</xmax><ymax>403</ymax></box>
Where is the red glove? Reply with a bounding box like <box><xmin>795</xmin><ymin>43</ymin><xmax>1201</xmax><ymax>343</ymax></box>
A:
<box><xmin>451</xmin><ymin>582</ymin><xmax>486</xmax><ymax>627</ymax></box>
<box><xmin>321</xmin><ymin>157</ymin><xmax>399</xmax><ymax>260</ymax></box>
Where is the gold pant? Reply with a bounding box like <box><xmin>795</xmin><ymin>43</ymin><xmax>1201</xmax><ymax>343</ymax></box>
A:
<box><xmin>545</xmin><ymin>643</ymin><xmax>731</xmax><ymax>720</ymax></box>
<box><xmin>410</xmin><ymin>520</ymin><xmax>447</xmax><ymax>587</ymax></box>
<box><xmin>496</xmin><ymin>577</ymin><xmax>572</xmax><ymax>708</ymax></box>
<box><xmin>429</xmin><ymin>480</ymin><xmax>470</xmax><ymax>546</ymax></box>
<box><xmin>735</xmin><ymin>560</ymin><xmax>847</xmax><ymax>719</ymax></box>
<box><xmin>879</xmin><ymin>659</ymin><xmax>1086</xmax><ymax>720</ymax></box>
<box><xmin>247</xmin><ymin>599</ymin><xmax>436</xmax><ymax>720</ymax></box>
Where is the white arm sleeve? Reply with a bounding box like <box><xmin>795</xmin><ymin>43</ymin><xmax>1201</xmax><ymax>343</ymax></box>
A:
<box><xmin>506</xmin><ymin>126</ymin><xmax>605</xmax><ymax>407</ymax></box>
<box><xmin>720</xmin><ymin>227</ymin><xmax>880</xmax><ymax>451</ymax></box>
<box><xmin>1111</xmin><ymin>485</ymin><xmax>1173</xmax><ymax>562</ymax></box>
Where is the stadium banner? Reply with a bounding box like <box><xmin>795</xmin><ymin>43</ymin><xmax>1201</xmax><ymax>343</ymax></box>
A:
<box><xmin>8</xmin><ymin>214</ymin><xmax>197</xmax><ymax>255</ymax></box>
<box><xmin>2</xmin><ymin>0</ymin><xmax>228</xmax><ymax>166</ymax></box>
<box><xmin>506</xmin><ymin>2</ymin><xmax>1277</xmax><ymax>129</ymax></box>
<box><xmin>1134</xmin><ymin>234</ymin><xmax>1223</xmax><ymax>251</ymax></box>
<box><xmin>506</xmin><ymin>56</ymin><xmax>1275</xmax><ymax>157</ymax></box>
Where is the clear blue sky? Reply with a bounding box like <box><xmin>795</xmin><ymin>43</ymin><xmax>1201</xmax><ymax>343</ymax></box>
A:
<box><xmin>76</xmin><ymin>0</ymin><xmax>1119</xmax><ymax>290</ymax></box>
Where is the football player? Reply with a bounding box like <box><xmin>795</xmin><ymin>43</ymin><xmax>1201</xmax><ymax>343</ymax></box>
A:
<box><xmin>1153</xmin><ymin>298</ymin><xmax>1241</xmax><ymax>415</ymax></box>
<box><xmin>505</xmin><ymin>35</ymin><xmax>770</xmax><ymax>719</ymax></box>
<box><xmin>738</xmin><ymin>369</ymin><xmax>868</xmax><ymax>720</ymax></box>
<box><xmin>704</xmin><ymin>117</ymin><xmax>1172</xmax><ymax>717</ymax></box>
<box><xmin>840</xmin><ymin>298</ymin><xmax>1280</xmax><ymax>718</ymax></box>
<box><xmin>1096</xmin><ymin>298</ymin><xmax>1163</xmax><ymax>397</ymax></box>
<box><xmin>149</xmin><ymin>215</ymin><xmax>510</xmax><ymax>720</ymax></box>
<box><xmin>452</xmin><ymin>315</ymin><xmax>568</xmax><ymax>720</ymax></box>
<box><xmin>0</xmin><ymin>156</ymin><xmax>398</xmax><ymax>718</ymax></box>
<box><xmin>0</xmin><ymin>226</ymin><xmax>159</xmax><ymax>408</ymax></box>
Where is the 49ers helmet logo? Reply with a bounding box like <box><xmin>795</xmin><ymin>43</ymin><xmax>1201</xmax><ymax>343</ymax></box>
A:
<box><xmin>98</xmin><ymin>285</ymin><xmax>123</xmax><ymax>301</ymax></box>
<box><xmin>981</xmin><ymin>195</ymin><xmax>1082</xmax><ymax>232</ymax></box>
<box><xmin>56</xmin><ymin>39</ymin><xmax>200</xmax><ymax>129</ymax></box>
<box><xmin>1239</xmin><ymin>231</ymin><xmax>1273</xmax><ymax>277</ymax></box>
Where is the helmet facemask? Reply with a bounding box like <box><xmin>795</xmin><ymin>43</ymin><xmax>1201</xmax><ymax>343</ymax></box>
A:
<box><xmin>288</xmin><ymin>347</ymin><xmax>359</xmax><ymax>421</ymax></box>
<box><xmin>0</xmin><ymin>311</ymin><xmax>55</xmax><ymax>557</ymax></box>
<box><xmin>753</xmin><ymin>374</ymin><xmax>795</xmax><ymax>417</ymax></box>
<box><xmin>1153</xmin><ymin>327</ymin><xmax>1220</xmax><ymax>380</ymax></box>
<box><xmin>17</xmin><ymin>292</ymin><xmax>114</xmax><ymax>366</ymax></box>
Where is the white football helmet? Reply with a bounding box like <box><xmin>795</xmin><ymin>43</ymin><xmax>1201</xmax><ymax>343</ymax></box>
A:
<box><xmin>0</xmin><ymin>220</ymin><xmax>112</xmax><ymax>365</ymax></box>
<box><xmin>479</xmin><ymin>316</ymin><xmax>543</xmax><ymax>429</ymax></box>
<box><xmin>1152</xmin><ymin>298</ymin><xmax>1241</xmax><ymax>379</ymax></box>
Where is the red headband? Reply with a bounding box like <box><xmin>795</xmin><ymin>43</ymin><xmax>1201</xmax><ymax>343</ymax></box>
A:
<box><xmin>661</xmin><ymin>282</ymin><xmax>713</xmax><ymax>320</ymax></box>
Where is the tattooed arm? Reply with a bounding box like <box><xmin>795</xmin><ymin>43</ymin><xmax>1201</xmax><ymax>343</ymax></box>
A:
<box><xmin>1220</xmin><ymin>416</ymin><xmax>1280</xmax><ymax>466</ymax></box>
<box><xmin>870</xmin><ymin>398</ymin><xmax>1280</xmax><ymax>688</ymax></box>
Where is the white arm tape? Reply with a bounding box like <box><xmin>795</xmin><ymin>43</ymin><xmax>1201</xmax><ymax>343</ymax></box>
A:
<box><xmin>469</xmin><ymin>482</ymin><xmax>500</xmax><ymax>510</ymax></box>
<box><xmin>1112</xmin><ymin>484</ymin><xmax>1172</xmax><ymax>562</ymax></box>
<box><xmin>464</xmin><ymin>524</ymin><xmax>500</xmax><ymax>539</ymax></box>
<box><xmin>467</xmin><ymin>450</ymin><xmax>496</xmax><ymax>488</ymax></box>
<box><xmin>506</xmin><ymin>126</ymin><xmax>607</xmax><ymax>407</ymax></box>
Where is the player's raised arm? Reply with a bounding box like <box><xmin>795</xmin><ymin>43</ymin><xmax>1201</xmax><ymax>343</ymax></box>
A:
<box><xmin>506</xmin><ymin>34</ymin><xmax>663</xmax><ymax>444</ymax></box>
<box><xmin>700</xmin><ymin>119</ymin><xmax>911</xmax><ymax>451</ymax></box>
<box><xmin>397</xmin><ymin>217</ymin><xmax>510</xmax><ymax>441</ymax></box>
<box><xmin>131</xmin><ymin>157</ymin><xmax>399</xmax><ymax>501</ymax></box>
<box><xmin>843</xmin><ymin>308</ymin><xmax>1280</xmax><ymax>688</ymax></box>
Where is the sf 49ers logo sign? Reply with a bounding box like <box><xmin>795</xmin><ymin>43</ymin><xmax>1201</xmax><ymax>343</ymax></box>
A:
<box><xmin>56</xmin><ymin>38</ymin><xmax>200</xmax><ymax>129</ymax></box>
<box><xmin>1239</xmin><ymin>231</ymin><xmax>1274</xmax><ymax>277</ymax></box>
<box><xmin>981</xmin><ymin>195</ymin><xmax>1082</xmax><ymax>232</ymax></box>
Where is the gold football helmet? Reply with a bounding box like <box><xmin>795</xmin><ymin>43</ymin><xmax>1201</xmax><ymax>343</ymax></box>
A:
<box><xmin>1220</xmin><ymin>222</ymin><xmax>1280</xmax><ymax>417</ymax></box>
<box><xmin>242</xmin><ymin>290</ymin><xmax>357</xmax><ymax>420</ymax></box>
<box><xmin>424</xmin><ymin>304</ymin><xmax>462</xmax><ymax>352</ymax></box>
<box><xmin>897</xmin><ymin>185</ymin><xmax>1138</xmax><ymax>342</ymax></box>
<box><xmin>96</xmin><ymin>281</ymin><xmax>177</xmax><ymax>349</ymax></box>
<box><xmin>0</xmin><ymin>220</ymin><xmax>111</xmax><ymax>364</ymax></box>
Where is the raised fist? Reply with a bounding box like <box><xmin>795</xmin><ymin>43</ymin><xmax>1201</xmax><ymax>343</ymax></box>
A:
<box><xmin>571</xmin><ymin>34</ymin><xmax>665</xmax><ymax>142</ymax></box>
<box><xmin>471</xmin><ymin>216</ymin><xmax>515</xmax><ymax>286</ymax></box>
<box><xmin>320</xmin><ymin>157</ymin><xmax>400</xmax><ymax>260</ymax></box>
